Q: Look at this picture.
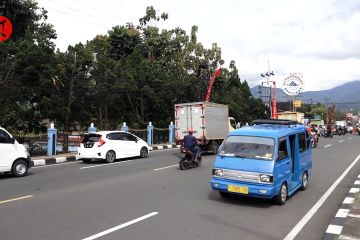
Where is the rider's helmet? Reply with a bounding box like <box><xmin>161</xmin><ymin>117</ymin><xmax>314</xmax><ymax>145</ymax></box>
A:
<box><xmin>188</xmin><ymin>128</ymin><xmax>194</xmax><ymax>133</ymax></box>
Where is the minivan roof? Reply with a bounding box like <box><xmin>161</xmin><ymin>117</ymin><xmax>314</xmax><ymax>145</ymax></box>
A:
<box><xmin>230</xmin><ymin>124</ymin><xmax>307</xmax><ymax>139</ymax></box>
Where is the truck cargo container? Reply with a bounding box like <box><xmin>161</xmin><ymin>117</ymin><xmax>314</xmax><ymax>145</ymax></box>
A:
<box><xmin>175</xmin><ymin>102</ymin><xmax>236</xmax><ymax>153</ymax></box>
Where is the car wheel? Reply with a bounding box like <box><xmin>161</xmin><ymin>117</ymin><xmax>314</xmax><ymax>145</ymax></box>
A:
<box><xmin>274</xmin><ymin>183</ymin><xmax>287</xmax><ymax>205</ymax></box>
<box><xmin>105</xmin><ymin>150</ymin><xmax>116</xmax><ymax>163</ymax></box>
<box><xmin>140</xmin><ymin>147</ymin><xmax>149</xmax><ymax>158</ymax></box>
<box><xmin>11</xmin><ymin>159</ymin><xmax>28</xmax><ymax>177</ymax></box>
<box><xmin>300</xmin><ymin>171</ymin><xmax>308</xmax><ymax>191</ymax></box>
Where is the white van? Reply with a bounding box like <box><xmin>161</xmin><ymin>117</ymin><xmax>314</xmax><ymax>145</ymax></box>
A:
<box><xmin>0</xmin><ymin>127</ymin><xmax>33</xmax><ymax>177</ymax></box>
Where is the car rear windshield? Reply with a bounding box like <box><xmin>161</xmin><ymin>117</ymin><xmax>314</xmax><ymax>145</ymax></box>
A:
<box><xmin>81</xmin><ymin>134</ymin><xmax>100</xmax><ymax>143</ymax></box>
<box><xmin>218</xmin><ymin>135</ymin><xmax>275</xmax><ymax>160</ymax></box>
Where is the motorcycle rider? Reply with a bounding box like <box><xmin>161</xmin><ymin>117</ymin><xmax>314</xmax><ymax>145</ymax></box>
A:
<box><xmin>183</xmin><ymin>128</ymin><xmax>200</xmax><ymax>158</ymax></box>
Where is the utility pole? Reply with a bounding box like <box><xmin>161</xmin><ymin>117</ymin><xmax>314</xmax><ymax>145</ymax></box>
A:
<box><xmin>260</xmin><ymin>60</ymin><xmax>276</xmax><ymax>118</ymax></box>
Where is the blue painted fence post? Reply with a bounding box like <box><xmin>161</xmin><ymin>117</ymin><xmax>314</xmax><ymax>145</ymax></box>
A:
<box><xmin>47</xmin><ymin>123</ymin><xmax>57</xmax><ymax>156</ymax></box>
<box><xmin>169</xmin><ymin>121</ymin><xmax>175</xmax><ymax>144</ymax></box>
<box><xmin>88</xmin><ymin>123</ymin><xmax>97</xmax><ymax>133</ymax></box>
<box><xmin>121</xmin><ymin>122</ymin><xmax>129</xmax><ymax>132</ymax></box>
<box><xmin>147</xmin><ymin>122</ymin><xmax>154</xmax><ymax>145</ymax></box>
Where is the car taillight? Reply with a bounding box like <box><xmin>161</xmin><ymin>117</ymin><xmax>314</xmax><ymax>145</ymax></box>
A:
<box><xmin>98</xmin><ymin>136</ymin><xmax>106</xmax><ymax>147</ymax></box>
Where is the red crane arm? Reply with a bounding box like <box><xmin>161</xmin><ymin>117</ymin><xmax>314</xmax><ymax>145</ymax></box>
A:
<box><xmin>205</xmin><ymin>68</ymin><xmax>222</xmax><ymax>102</ymax></box>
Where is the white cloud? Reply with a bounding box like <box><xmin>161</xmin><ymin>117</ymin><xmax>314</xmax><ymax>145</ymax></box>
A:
<box><xmin>36</xmin><ymin>0</ymin><xmax>360</xmax><ymax>91</ymax></box>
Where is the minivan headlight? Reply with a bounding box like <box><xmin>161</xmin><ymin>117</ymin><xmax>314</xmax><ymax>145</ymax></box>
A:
<box><xmin>213</xmin><ymin>169</ymin><xmax>224</xmax><ymax>177</ymax></box>
<box><xmin>260</xmin><ymin>174</ymin><xmax>272</xmax><ymax>183</ymax></box>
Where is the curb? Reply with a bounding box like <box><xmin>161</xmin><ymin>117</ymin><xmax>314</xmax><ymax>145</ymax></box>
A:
<box><xmin>32</xmin><ymin>155</ymin><xmax>78</xmax><ymax>167</ymax></box>
<box><xmin>149</xmin><ymin>144</ymin><xmax>180</xmax><ymax>151</ymax></box>
<box><xmin>324</xmin><ymin>174</ymin><xmax>360</xmax><ymax>239</ymax></box>
<box><xmin>31</xmin><ymin>144</ymin><xmax>181</xmax><ymax>167</ymax></box>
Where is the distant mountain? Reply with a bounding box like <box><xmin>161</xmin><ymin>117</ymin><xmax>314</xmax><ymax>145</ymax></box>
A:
<box><xmin>251</xmin><ymin>80</ymin><xmax>360</xmax><ymax>110</ymax></box>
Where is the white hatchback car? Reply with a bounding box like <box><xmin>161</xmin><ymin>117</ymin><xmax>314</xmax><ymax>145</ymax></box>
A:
<box><xmin>0</xmin><ymin>127</ymin><xmax>33</xmax><ymax>177</ymax></box>
<box><xmin>78</xmin><ymin>131</ymin><xmax>150</xmax><ymax>163</ymax></box>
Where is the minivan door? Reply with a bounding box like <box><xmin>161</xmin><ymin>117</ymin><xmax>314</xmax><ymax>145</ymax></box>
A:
<box><xmin>274</xmin><ymin>137</ymin><xmax>292</xmax><ymax>188</ymax></box>
<box><xmin>0</xmin><ymin>129</ymin><xmax>17</xmax><ymax>172</ymax></box>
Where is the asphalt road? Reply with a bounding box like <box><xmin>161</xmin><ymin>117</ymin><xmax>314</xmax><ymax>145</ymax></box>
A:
<box><xmin>1</xmin><ymin>134</ymin><xmax>360</xmax><ymax>240</ymax></box>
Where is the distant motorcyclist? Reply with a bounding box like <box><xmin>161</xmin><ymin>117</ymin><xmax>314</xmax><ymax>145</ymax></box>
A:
<box><xmin>183</xmin><ymin>128</ymin><xmax>200</xmax><ymax>158</ymax></box>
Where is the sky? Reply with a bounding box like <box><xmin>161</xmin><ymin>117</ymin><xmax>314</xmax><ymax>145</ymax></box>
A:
<box><xmin>36</xmin><ymin>0</ymin><xmax>360</xmax><ymax>91</ymax></box>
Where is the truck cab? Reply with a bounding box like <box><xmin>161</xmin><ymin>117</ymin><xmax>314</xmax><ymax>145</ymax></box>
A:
<box><xmin>210</xmin><ymin>119</ymin><xmax>312</xmax><ymax>205</ymax></box>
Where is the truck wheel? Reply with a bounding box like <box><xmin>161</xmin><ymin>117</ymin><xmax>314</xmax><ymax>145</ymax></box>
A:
<box><xmin>210</xmin><ymin>142</ymin><xmax>219</xmax><ymax>155</ymax></box>
<box><xmin>11</xmin><ymin>159</ymin><xmax>29</xmax><ymax>177</ymax></box>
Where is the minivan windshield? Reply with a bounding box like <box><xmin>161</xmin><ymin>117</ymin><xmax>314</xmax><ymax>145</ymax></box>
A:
<box><xmin>218</xmin><ymin>135</ymin><xmax>275</xmax><ymax>160</ymax></box>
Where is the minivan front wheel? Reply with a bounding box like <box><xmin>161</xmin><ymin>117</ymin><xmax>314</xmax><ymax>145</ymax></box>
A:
<box><xmin>11</xmin><ymin>159</ymin><xmax>28</xmax><ymax>177</ymax></box>
<box><xmin>274</xmin><ymin>183</ymin><xmax>288</xmax><ymax>205</ymax></box>
<box><xmin>105</xmin><ymin>151</ymin><xmax>116</xmax><ymax>163</ymax></box>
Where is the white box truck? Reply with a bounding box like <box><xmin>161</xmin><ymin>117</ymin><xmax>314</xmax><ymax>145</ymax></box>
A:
<box><xmin>174</xmin><ymin>102</ymin><xmax>236</xmax><ymax>153</ymax></box>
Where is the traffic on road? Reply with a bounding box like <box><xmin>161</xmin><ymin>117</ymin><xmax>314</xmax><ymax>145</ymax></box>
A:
<box><xmin>1</xmin><ymin>128</ymin><xmax>360</xmax><ymax>240</ymax></box>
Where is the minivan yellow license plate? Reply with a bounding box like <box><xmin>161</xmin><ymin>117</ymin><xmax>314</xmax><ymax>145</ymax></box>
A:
<box><xmin>228</xmin><ymin>185</ymin><xmax>248</xmax><ymax>194</ymax></box>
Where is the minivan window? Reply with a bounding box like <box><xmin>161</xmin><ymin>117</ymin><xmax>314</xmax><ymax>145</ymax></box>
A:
<box><xmin>218</xmin><ymin>136</ymin><xmax>274</xmax><ymax>160</ymax></box>
<box><xmin>81</xmin><ymin>134</ymin><xmax>100</xmax><ymax>143</ymax></box>
<box><xmin>0</xmin><ymin>129</ymin><xmax>12</xmax><ymax>143</ymax></box>
<box><xmin>298</xmin><ymin>133</ymin><xmax>306</xmax><ymax>152</ymax></box>
<box><xmin>119</xmin><ymin>133</ymin><xmax>136</xmax><ymax>141</ymax></box>
<box><xmin>278</xmin><ymin>137</ymin><xmax>289</xmax><ymax>160</ymax></box>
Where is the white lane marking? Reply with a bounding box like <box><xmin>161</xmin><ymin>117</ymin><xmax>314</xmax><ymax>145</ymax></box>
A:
<box><xmin>354</xmin><ymin>180</ymin><xmax>360</xmax><ymax>185</ymax></box>
<box><xmin>343</xmin><ymin>197</ymin><xmax>355</xmax><ymax>204</ymax></box>
<box><xmin>358</xmin><ymin>174</ymin><xmax>360</xmax><ymax>178</ymax></box>
<box><xmin>335</xmin><ymin>209</ymin><xmax>350</xmax><ymax>218</ymax></box>
<box><xmin>349</xmin><ymin>188</ymin><xmax>360</xmax><ymax>193</ymax></box>
<box><xmin>81</xmin><ymin>212</ymin><xmax>158</xmax><ymax>240</ymax></box>
<box><xmin>338</xmin><ymin>140</ymin><xmax>344</xmax><ymax>143</ymax></box>
<box><xmin>326</xmin><ymin>224</ymin><xmax>343</xmax><ymax>235</ymax></box>
<box><xmin>33</xmin><ymin>161</ymin><xmax>79</xmax><ymax>169</ymax></box>
<box><xmin>284</xmin><ymin>152</ymin><xmax>360</xmax><ymax>240</ymax></box>
<box><xmin>80</xmin><ymin>160</ymin><xmax>133</xmax><ymax>170</ymax></box>
<box><xmin>348</xmin><ymin>138</ymin><xmax>352</xmax><ymax>140</ymax></box>
<box><xmin>324</xmin><ymin>144</ymin><xmax>332</xmax><ymax>148</ymax></box>
<box><xmin>0</xmin><ymin>195</ymin><xmax>33</xmax><ymax>205</ymax></box>
<box><xmin>348</xmin><ymin>214</ymin><xmax>360</xmax><ymax>219</ymax></box>
<box><xmin>154</xmin><ymin>164</ymin><xmax>178</xmax><ymax>171</ymax></box>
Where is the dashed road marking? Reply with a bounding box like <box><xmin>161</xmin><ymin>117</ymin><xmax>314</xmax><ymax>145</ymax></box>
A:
<box><xmin>284</xmin><ymin>152</ymin><xmax>360</xmax><ymax>240</ymax></box>
<box><xmin>348</xmin><ymin>138</ymin><xmax>352</xmax><ymax>140</ymax></box>
<box><xmin>81</xmin><ymin>212</ymin><xmax>159</xmax><ymax>240</ymax></box>
<box><xmin>338</xmin><ymin>140</ymin><xmax>344</xmax><ymax>143</ymax></box>
<box><xmin>79</xmin><ymin>160</ymin><xmax>133</xmax><ymax>170</ymax></box>
<box><xmin>324</xmin><ymin>144</ymin><xmax>332</xmax><ymax>148</ymax></box>
<box><xmin>0</xmin><ymin>195</ymin><xmax>33</xmax><ymax>205</ymax></box>
<box><xmin>154</xmin><ymin>164</ymin><xmax>178</xmax><ymax>171</ymax></box>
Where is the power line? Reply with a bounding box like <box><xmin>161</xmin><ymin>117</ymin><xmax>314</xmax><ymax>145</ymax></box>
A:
<box><xmin>46</xmin><ymin>0</ymin><xmax>114</xmax><ymax>26</ymax></box>
<box><xmin>42</xmin><ymin>5</ymin><xmax>108</xmax><ymax>29</ymax></box>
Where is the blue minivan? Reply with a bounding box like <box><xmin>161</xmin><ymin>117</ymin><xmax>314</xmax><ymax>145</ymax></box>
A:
<box><xmin>210</xmin><ymin>119</ymin><xmax>312</xmax><ymax>205</ymax></box>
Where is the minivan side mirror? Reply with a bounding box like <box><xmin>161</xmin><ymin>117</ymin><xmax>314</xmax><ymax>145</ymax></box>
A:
<box><xmin>277</xmin><ymin>151</ymin><xmax>285</xmax><ymax>160</ymax></box>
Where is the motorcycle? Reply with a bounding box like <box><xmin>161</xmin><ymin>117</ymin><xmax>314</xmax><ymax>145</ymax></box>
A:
<box><xmin>179</xmin><ymin>147</ymin><xmax>202</xmax><ymax>170</ymax></box>
<box><xmin>310</xmin><ymin>132</ymin><xmax>318</xmax><ymax>148</ymax></box>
